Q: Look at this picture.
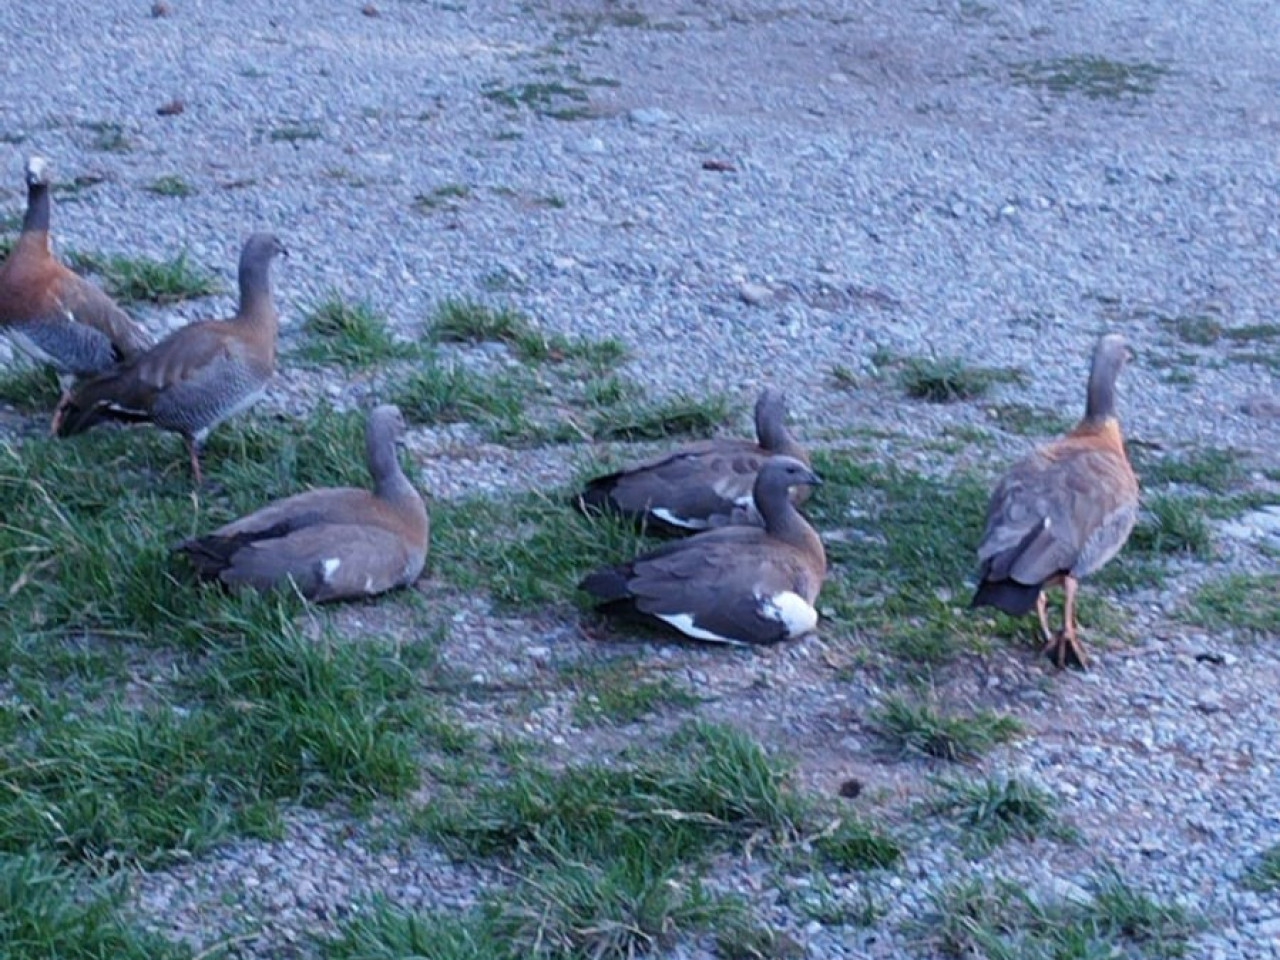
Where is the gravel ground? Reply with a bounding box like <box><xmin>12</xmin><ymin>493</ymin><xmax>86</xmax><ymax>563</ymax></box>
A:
<box><xmin>2</xmin><ymin>0</ymin><xmax>1278</xmax><ymax>957</ymax></box>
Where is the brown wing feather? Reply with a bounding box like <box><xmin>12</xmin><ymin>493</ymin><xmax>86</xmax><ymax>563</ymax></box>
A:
<box><xmin>54</xmin><ymin>269</ymin><xmax>152</xmax><ymax>359</ymax></box>
<box><xmin>977</xmin><ymin>439</ymin><xmax>1138</xmax><ymax>589</ymax></box>
<box><xmin>57</xmin><ymin>321</ymin><xmax>238</xmax><ymax>433</ymax></box>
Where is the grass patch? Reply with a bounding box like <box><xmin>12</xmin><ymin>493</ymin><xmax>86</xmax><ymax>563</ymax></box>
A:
<box><xmin>1243</xmin><ymin>843</ymin><xmax>1280</xmax><ymax>892</ymax></box>
<box><xmin>67</xmin><ymin>249</ymin><xmax>218</xmax><ymax>305</ymax></box>
<box><xmin>0</xmin><ymin>407</ymin><xmax>452</xmax><ymax>869</ymax></box>
<box><xmin>809</xmin><ymin>450</ymin><xmax>1006</xmax><ymax>667</ymax></box>
<box><xmin>482</xmin><ymin>77</ymin><xmax>598</xmax><ymax>121</ymax></box>
<box><xmin>0</xmin><ymin>364</ymin><xmax>61</xmax><ymax>411</ymax></box>
<box><xmin>417</xmin><ymin>721</ymin><xmax>898</xmax><ymax>867</ymax></box>
<box><xmin>923</xmin><ymin>775</ymin><xmax>1074</xmax><ymax>852</ymax></box>
<box><xmin>1010</xmin><ymin>55</ymin><xmax>1170</xmax><ymax>99</ymax></box>
<box><xmin>389</xmin><ymin>360</ymin><xmax>534</xmax><ymax>440</ymax></box>
<box><xmin>568</xmin><ymin>659</ymin><xmax>700</xmax><ymax>725</ymax></box>
<box><xmin>270</xmin><ymin>123</ymin><xmax>323</xmax><ymax>143</ymax></box>
<box><xmin>413</xmin><ymin>183</ymin><xmax>471</xmax><ymax>212</ymax></box>
<box><xmin>1180</xmin><ymin>573</ymin><xmax>1280</xmax><ymax>635</ymax></box>
<box><xmin>1131</xmin><ymin>446</ymin><xmax>1243</xmax><ymax>493</ymax></box>
<box><xmin>984</xmin><ymin>402</ymin><xmax>1074</xmax><ymax>437</ymax></box>
<box><xmin>1128</xmin><ymin>494</ymin><xmax>1213</xmax><ymax>559</ymax></box>
<box><xmin>586</xmin><ymin>391</ymin><xmax>735</xmax><ymax>441</ymax></box>
<box><xmin>430</xmin><ymin>488</ymin><xmax>650</xmax><ymax>608</ymax></box>
<box><xmin>429</xmin><ymin>298</ymin><xmax>627</xmax><ymax>369</ymax></box>
<box><xmin>83</xmin><ymin>120</ymin><xmax>132</xmax><ymax>152</ymax></box>
<box><xmin>145</xmin><ymin>175</ymin><xmax>196</xmax><ymax>198</ymax></box>
<box><xmin>871</xmin><ymin>696</ymin><xmax>1024</xmax><ymax>762</ymax></box>
<box><xmin>1163</xmin><ymin>313</ymin><xmax>1223</xmax><ymax>346</ymax></box>
<box><xmin>918</xmin><ymin>871</ymin><xmax>1199</xmax><ymax>958</ymax></box>
<box><xmin>891</xmin><ymin>354</ymin><xmax>1025</xmax><ymax>403</ymax></box>
<box><xmin>403</xmin><ymin>723</ymin><xmax>896</xmax><ymax>957</ymax></box>
<box><xmin>298</xmin><ymin>293</ymin><xmax>412</xmax><ymax>370</ymax></box>
<box><xmin>0</xmin><ymin>852</ymin><xmax>192</xmax><ymax>958</ymax></box>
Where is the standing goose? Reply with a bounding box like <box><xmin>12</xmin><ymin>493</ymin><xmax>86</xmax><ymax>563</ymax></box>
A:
<box><xmin>971</xmin><ymin>333</ymin><xmax>1139</xmax><ymax>668</ymax></box>
<box><xmin>577</xmin><ymin>387</ymin><xmax>810</xmax><ymax>533</ymax></box>
<box><xmin>0</xmin><ymin>156</ymin><xmax>152</xmax><ymax>431</ymax></box>
<box><xmin>175</xmin><ymin>404</ymin><xmax>429</xmax><ymax>601</ymax></box>
<box><xmin>56</xmin><ymin>231</ymin><xmax>287</xmax><ymax>484</ymax></box>
<box><xmin>579</xmin><ymin>455</ymin><xmax>826</xmax><ymax>645</ymax></box>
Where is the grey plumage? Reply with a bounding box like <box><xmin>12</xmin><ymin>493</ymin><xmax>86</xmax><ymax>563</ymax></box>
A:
<box><xmin>580</xmin><ymin>455</ymin><xmax>826</xmax><ymax>645</ymax></box>
<box><xmin>577</xmin><ymin>387</ymin><xmax>810</xmax><ymax>533</ymax></box>
<box><xmin>971</xmin><ymin>333</ymin><xmax>1139</xmax><ymax>668</ymax></box>
<box><xmin>0</xmin><ymin>156</ymin><xmax>152</xmax><ymax>429</ymax></box>
<box><xmin>57</xmin><ymin>232</ymin><xmax>287</xmax><ymax>483</ymax></box>
<box><xmin>175</xmin><ymin>405</ymin><xmax>429</xmax><ymax>601</ymax></box>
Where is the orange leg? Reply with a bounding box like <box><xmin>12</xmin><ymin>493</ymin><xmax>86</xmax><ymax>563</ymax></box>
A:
<box><xmin>49</xmin><ymin>389</ymin><xmax>72</xmax><ymax>435</ymax></box>
<box><xmin>185</xmin><ymin>436</ymin><xmax>204</xmax><ymax>486</ymax></box>
<box><xmin>1043</xmin><ymin>575</ymin><xmax>1089</xmax><ymax>670</ymax></box>
<box><xmin>1034</xmin><ymin>591</ymin><xmax>1054</xmax><ymax>645</ymax></box>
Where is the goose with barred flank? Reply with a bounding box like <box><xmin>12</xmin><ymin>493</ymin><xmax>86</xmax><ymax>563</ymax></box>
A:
<box><xmin>576</xmin><ymin>387</ymin><xmax>810</xmax><ymax>533</ymax></box>
<box><xmin>579</xmin><ymin>455</ymin><xmax>825</xmax><ymax>645</ymax></box>
<box><xmin>56</xmin><ymin>232</ymin><xmax>287</xmax><ymax>484</ymax></box>
<box><xmin>0</xmin><ymin>156</ymin><xmax>152</xmax><ymax>431</ymax></box>
<box><xmin>971</xmin><ymin>333</ymin><xmax>1139</xmax><ymax>669</ymax></box>
<box><xmin>175</xmin><ymin>405</ymin><xmax>429</xmax><ymax>601</ymax></box>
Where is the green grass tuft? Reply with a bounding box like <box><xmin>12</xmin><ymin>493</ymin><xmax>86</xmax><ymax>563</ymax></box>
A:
<box><xmin>1243</xmin><ymin>843</ymin><xmax>1280</xmax><ymax>892</ymax></box>
<box><xmin>431</xmin><ymin>489</ymin><xmax>651</xmax><ymax>608</ymax></box>
<box><xmin>145</xmin><ymin>175</ymin><xmax>196</xmax><ymax>198</ymax></box>
<box><xmin>586</xmin><ymin>391</ymin><xmax>735</xmax><ymax>441</ymax></box>
<box><xmin>984</xmin><ymin>403</ymin><xmax>1075</xmax><ymax>437</ymax></box>
<box><xmin>568</xmin><ymin>660</ymin><xmax>700</xmax><ymax>726</ymax></box>
<box><xmin>1131</xmin><ymin>446</ymin><xmax>1243</xmax><ymax>493</ymax></box>
<box><xmin>894</xmin><ymin>355</ymin><xmax>1025</xmax><ymax>403</ymax></box>
<box><xmin>67</xmin><ymin>249</ymin><xmax>219</xmax><ymax>305</ymax></box>
<box><xmin>0</xmin><ymin>364</ymin><xmax>61</xmax><ymax>411</ymax></box>
<box><xmin>429</xmin><ymin>298</ymin><xmax>627</xmax><ymax>369</ymax></box>
<box><xmin>871</xmin><ymin>696</ymin><xmax>1024</xmax><ymax>762</ymax></box>
<box><xmin>1010</xmin><ymin>55</ymin><xmax>1170</xmax><ymax>99</ymax></box>
<box><xmin>298</xmin><ymin>293</ymin><xmax>413</xmax><ymax>370</ymax></box>
<box><xmin>0</xmin><ymin>407</ymin><xmax>447</xmax><ymax>869</ymax></box>
<box><xmin>83</xmin><ymin>120</ymin><xmax>133</xmax><ymax>152</ymax></box>
<box><xmin>389</xmin><ymin>360</ymin><xmax>534</xmax><ymax>440</ymax></box>
<box><xmin>918</xmin><ymin>871</ymin><xmax>1199</xmax><ymax>959</ymax></box>
<box><xmin>923</xmin><ymin>775</ymin><xmax>1074</xmax><ymax>852</ymax></box>
<box><xmin>1128</xmin><ymin>494</ymin><xmax>1213</xmax><ymax>559</ymax></box>
<box><xmin>1180</xmin><ymin>573</ymin><xmax>1279</xmax><ymax>634</ymax></box>
<box><xmin>0</xmin><ymin>853</ymin><xmax>193</xmax><ymax>958</ymax></box>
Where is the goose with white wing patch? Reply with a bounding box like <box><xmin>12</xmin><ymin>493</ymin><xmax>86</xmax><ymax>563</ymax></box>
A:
<box><xmin>174</xmin><ymin>404</ymin><xmax>429</xmax><ymax>602</ymax></box>
<box><xmin>576</xmin><ymin>387</ymin><xmax>810</xmax><ymax>533</ymax></box>
<box><xmin>579</xmin><ymin>455</ymin><xmax>825</xmax><ymax>645</ymax></box>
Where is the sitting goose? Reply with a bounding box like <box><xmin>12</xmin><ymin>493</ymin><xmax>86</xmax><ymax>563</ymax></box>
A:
<box><xmin>971</xmin><ymin>333</ymin><xmax>1139</xmax><ymax>668</ymax></box>
<box><xmin>0</xmin><ymin>156</ymin><xmax>152</xmax><ymax>431</ymax></box>
<box><xmin>579</xmin><ymin>455</ymin><xmax>825</xmax><ymax>645</ymax></box>
<box><xmin>174</xmin><ymin>404</ymin><xmax>429</xmax><ymax>602</ymax></box>
<box><xmin>56</xmin><ymin>232</ymin><xmax>287</xmax><ymax>484</ymax></box>
<box><xmin>576</xmin><ymin>387</ymin><xmax>810</xmax><ymax>533</ymax></box>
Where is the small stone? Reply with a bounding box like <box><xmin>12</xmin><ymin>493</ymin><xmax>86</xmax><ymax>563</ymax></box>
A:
<box><xmin>526</xmin><ymin>645</ymin><xmax>551</xmax><ymax>664</ymax></box>
<box><xmin>569</xmin><ymin>137</ymin><xmax>607</xmax><ymax>155</ymax></box>
<box><xmin>157</xmin><ymin>98</ymin><xmax>185</xmax><ymax>116</ymax></box>
<box><xmin>738</xmin><ymin>281</ymin><xmax>773</xmax><ymax>306</ymax></box>
<box><xmin>151</xmin><ymin>0</ymin><xmax>171</xmax><ymax>16</ymax></box>
<box><xmin>361</xmin><ymin>2</ymin><xmax>380</xmax><ymax>15</ymax></box>
<box><xmin>629</xmin><ymin>107</ymin><xmax>671</xmax><ymax>125</ymax></box>
<box><xmin>1241</xmin><ymin>394</ymin><xmax>1280</xmax><ymax>419</ymax></box>
<box><xmin>838</xmin><ymin>778</ymin><xmax>863</xmax><ymax>798</ymax></box>
<box><xmin>1196</xmin><ymin>691</ymin><xmax>1224</xmax><ymax>714</ymax></box>
<box><xmin>701</xmin><ymin>158</ymin><xmax>737</xmax><ymax>172</ymax></box>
